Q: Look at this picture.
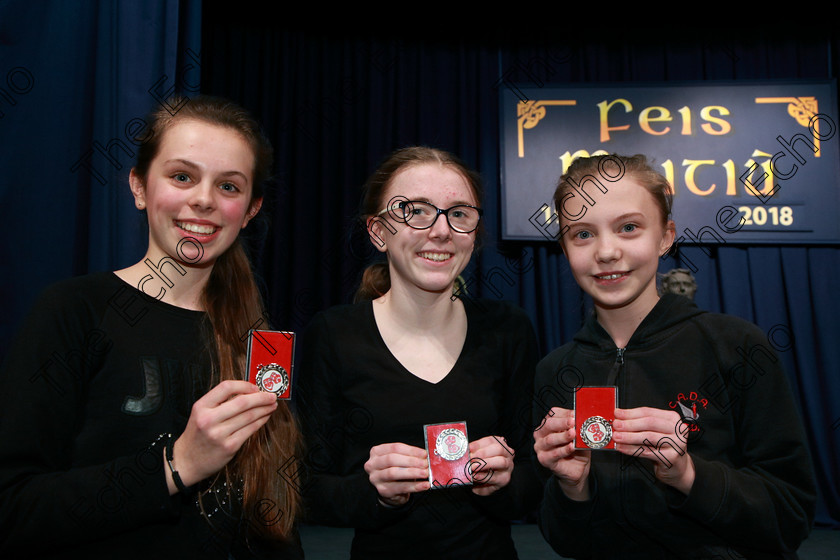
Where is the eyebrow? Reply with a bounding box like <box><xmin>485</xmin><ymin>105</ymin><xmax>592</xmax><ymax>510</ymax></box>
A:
<box><xmin>570</xmin><ymin>212</ymin><xmax>647</xmax><ymax>229</ymax></box>
<box><xmin>163</xmin><ymin>159</ymin><xmax>249</xmax><ymax>182</ymax></box>
<box><xmin>408</xmin><ymin>196</ymin><xmax>476</xmax><ymax>207</ymax></box>
<box><xmin>612</xmin><ymin>212</ymin><xmax>646</xmax><ymax>223</ymax></box>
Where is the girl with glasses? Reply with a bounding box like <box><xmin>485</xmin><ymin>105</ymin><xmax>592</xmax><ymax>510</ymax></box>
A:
<box><xmin>297</xmin><ymin>146</ymin><xmax>542</xmax><ymax>558</ymax></box>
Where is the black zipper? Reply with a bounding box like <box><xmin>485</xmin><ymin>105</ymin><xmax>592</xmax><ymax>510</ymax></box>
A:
<box><xmin>606</xmin><ymin>347</ymin><xmax>626</xmax><ymax>386</ymax></box>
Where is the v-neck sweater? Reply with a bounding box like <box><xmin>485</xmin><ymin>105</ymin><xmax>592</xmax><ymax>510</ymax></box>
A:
<box><xmin>296</xmin><ymin>297</ymin><xmax>542</xmax><ymax>559</ymax></box>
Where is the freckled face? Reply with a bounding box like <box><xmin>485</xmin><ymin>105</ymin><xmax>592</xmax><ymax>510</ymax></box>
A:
<box><xmin>561</xmin><ymin>176</ymin><xmax>675</xmax><ymax>315</ymax></box>
<box><xmin>130</xmin><ymin>120</ymin><xmax>260</xmax><ymax>268</ymax></box>
<box><xmin>369</xmin><ymin>163</ymin><xmax>478</xmax><ymax>296</ymax></box>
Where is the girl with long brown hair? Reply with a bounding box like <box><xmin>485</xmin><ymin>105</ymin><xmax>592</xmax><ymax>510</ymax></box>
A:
<box><xmin>0</xmin><ymin>96</ymin><xmax>302</xmax><ymax>558</ymax></box>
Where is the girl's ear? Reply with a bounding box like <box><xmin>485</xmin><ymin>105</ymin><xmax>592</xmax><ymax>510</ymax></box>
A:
<box><xmin>241</xmin><ymin>197</ymin><xmax>263</xmax><ymax>229</ymax></box>
<box><xmin>660</xmin><ymin>219</ymin><xmax>677</xmax><ymax>257</ymax></box>
<box><xmin>129</xmin><ymin>168</ymin><xmax>146</xmax><ymax>210</ymax></box>
<box><xmin>367</xmin><ymin>216</ymin><xmax>395</xmax><ymax>254</ymax></box>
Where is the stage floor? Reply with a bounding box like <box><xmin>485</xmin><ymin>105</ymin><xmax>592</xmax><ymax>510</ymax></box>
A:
<box><xmin>299</xmin><ymin>523</ymin><xmax>839</xmax><ymax>559</ymax></box>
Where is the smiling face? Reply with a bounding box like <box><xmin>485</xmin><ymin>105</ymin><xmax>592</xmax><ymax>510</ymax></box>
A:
<box><xmin>369</xmin><ymin>163</ymin><xmax>478</xmax><ymax>296</ymax></box>
<box><xmin>561</xmin><ymin>175</ymin><xmax>675</xmax><ymax>317</ymax></box>
<box><xmin>130</xmin><ymin>119</ymin><xmax>261</xmax><ymax>268</ymax></box>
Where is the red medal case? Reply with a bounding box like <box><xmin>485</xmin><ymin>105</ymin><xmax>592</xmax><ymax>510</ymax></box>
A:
<box><xmin>245</xmin><ymin>330</ymin><xmax>295</xmax><ymax>400</ymax></box>
<box><xmin>574</xmin><ymin>386</ymin><xmax>618</xmax><ymax>450</ymax></box>
<box><xmin>424</xmin><ymin>421</ymin><xmax>472</xmax><ymax>488</ymax></box>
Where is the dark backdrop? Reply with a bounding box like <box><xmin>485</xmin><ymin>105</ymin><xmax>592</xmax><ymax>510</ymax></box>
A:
<box><xmin>1</xmin><ymin>3</ymin><xmax>837</xmax><ymax>528</ymax></box>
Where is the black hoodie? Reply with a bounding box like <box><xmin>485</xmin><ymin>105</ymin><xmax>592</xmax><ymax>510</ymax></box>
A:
<box><xmin>533</xmin><ymin>294</ymin><xmax>816</xmax><ymax>560</ymax></box>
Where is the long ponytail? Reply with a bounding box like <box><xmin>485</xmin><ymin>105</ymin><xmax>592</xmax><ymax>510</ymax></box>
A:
<box><xmin>353</xmin><ymin>261</ymin><xmax>390</xmax><ymax>302</ymax></box>
<box><xmin>202</xmin><ymin>239</ymin><xmax>301</xmax><ymax>539</ymax></box>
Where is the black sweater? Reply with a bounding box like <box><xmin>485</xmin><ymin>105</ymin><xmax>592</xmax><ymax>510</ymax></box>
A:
<box><xmin>0</xmin><ymin>272</ymin><xmax>303</xmax><ymax>559</ymax></box>
<box><xmin>533</xmin><ymin>294</ymin><xmax>816</xmax><ymax>560</ymax></box>
<box><xmin>296</xmin><ymin>298</ymin><xmax>543</xmax><ymax>559</ymax></box>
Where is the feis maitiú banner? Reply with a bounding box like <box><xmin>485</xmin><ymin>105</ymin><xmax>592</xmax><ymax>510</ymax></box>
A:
<box><xmin>499</xmin><ymin>81</ymin><xmax>840</xmax><ymax>244</ymax></box>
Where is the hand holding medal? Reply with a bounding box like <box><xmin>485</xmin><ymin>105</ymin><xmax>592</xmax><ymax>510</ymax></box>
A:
<box><xmin>364</xmin><ymin>442</ymin><xmax>431</xmax><ymax>507</ymax></box>
<box><xmin>467</xmin><ymin>435</ymin><xmax>515</xmax><ymax>496</ymax></box>
<box><xmin>168</xmin><ymin>380</ymin><xmax>279</xmax><ymax>493</ymax></box>
<box><xmin>612</xmin><ymin>406</ymin><xmax>696</xmax><ymax>494</ymax></box>
<box><xmin>534</xmin><ymin>387</ymin><xmax>617</xmax><ymax>501</ymax></box>
<box><xmin>533</xmin><ymin>407</ymin><xmax>592</xmax><ymax>501</ymax></box>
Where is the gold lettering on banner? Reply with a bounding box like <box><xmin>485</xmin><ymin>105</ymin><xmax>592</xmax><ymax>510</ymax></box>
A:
<box><xmin>555</xmin><ymin>149</ymin><xmax>801</xmax><ymax>200</ymax></box>
<box><xmin>755</xmin><ymin>96</ymin><xmax>820</xmax><ymax>156</ymax></box>
<box><xmin>559</xmin><ymin>149</ymin><xmax>609</xmax><ymax>175</ymax></box>
<box><xmin>597</xmin><ymin>98</ymin><xmax>632</xmax><ymax>142</ymax></box>
<box><xmin>663</xmin><ymin>159</ymin><xmax>736</xmax><ymax>196</ymax></box>
<box><xmin>517</xmin><ymin>100</ymin><xmax>577</xmax><ymax>157</ymax></box>
<box><xmin>639</xmin><ymin>106</ymin><xmax>671</xmax><ymax>135</ymax></box>
<box><xmin>675</xmin><ymin>158</ymin><xmax>735</xmax><ymax>196</ymax></box>
<box><xmin>682</xmin><ymin>160</ymin><xmax>717</xmax><ymax>195</ymax></box>
<box><xmin>700</xmin><ymin>106</ymin><xmax>731</xmax><ymax>135</ymax></box>
<box><xmin>743</xmin><ymin>150</ymin><xmax>777</xmax><ymax>197</ymax></box>
<box><xmin>598</xmin><ymin>100</ymin><xmax>732</xmax><ymax>141</ymax></box>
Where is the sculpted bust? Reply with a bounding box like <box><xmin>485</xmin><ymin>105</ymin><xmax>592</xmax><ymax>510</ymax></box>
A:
<box><xmin>660</xmin><ymin>268</ymin><xmax>697</xmax><ymax>300</ymax></box>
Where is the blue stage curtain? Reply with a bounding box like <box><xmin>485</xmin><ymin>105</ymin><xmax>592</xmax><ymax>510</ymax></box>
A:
<box><xmin>0</xmin><ymin>0</ymin><xmax>200</xmax><ymax>356</ymax></box>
